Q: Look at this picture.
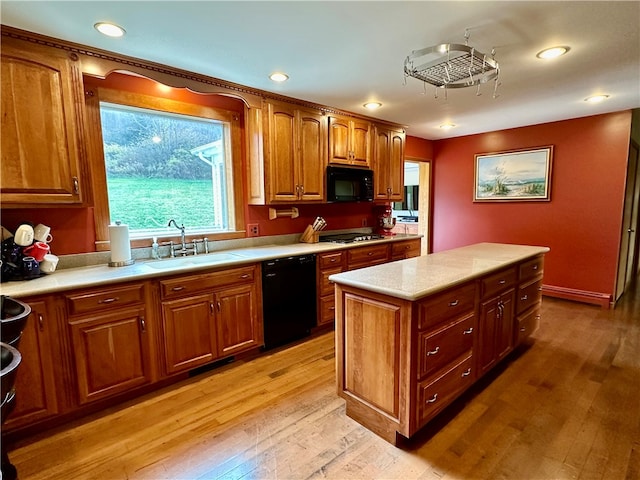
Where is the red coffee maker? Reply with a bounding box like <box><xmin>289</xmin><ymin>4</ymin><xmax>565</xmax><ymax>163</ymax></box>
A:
<box><xmin>375</xmin><ymin>204</ymin><xmax>396</xmax><ymax>236</ymax></box>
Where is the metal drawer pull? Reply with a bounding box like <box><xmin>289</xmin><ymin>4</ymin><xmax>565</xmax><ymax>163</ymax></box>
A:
<box><xmin>448</xmin><ymin>299</ymin><xmax>459</xmax><ymax>307</ymax></box>
<box><xmin>330</xmin><ymin>258</ymin><xmax>337</xmax><ymax>262</ymax></box>
<box><xmin>520</xmin><ymin>326</ymin><xmax>527</xmax><ymax>332</ymax></box>
<box><xmin>329</xmin><ymin>306</ymin><xmax>335</xmax><ymax>311</ymax></box>
<box><xmin>210</xmin><ymin>302</ymin><xmax>215</xmax><ymax>314</ymax></box>
<box><xmin>38</xmin><ymin>313</ymin><xmax>44</xmax><ymax>331</ymax></box>
<box><xmin>427</xmin><ymin>346</ymin><xmax>440</xmax><ymax>356</ymax></box>
<box><xmin>521</xmin><ymin>294</ymin><xmax>528</xmax><ymax>301</ymax></box>
<box><xmin>463</xmin><ymin>327</ymin><xmax>474</xmax><ymax>335</ymax></box>
<box><xmin>426</xmin><ymin>393</ymin><xmax>438</xmax><ymax>403</ymax></box>
<box><xmin>367</xmin><ymin>252</ymin><xmax>373</xmax><ymax>256</ymax></box>
<box><xmin>499</xmin><ymin>279</ymin><xmax>506</xmax><ymax>284</ymax></box>
<box><xmin>240</xmin><ymin>274</ymin><xmax>250</xmax><ymax>279</ymax></box>
<box><xmin>265</xmin><ymin>273</ymin><xmax>276</xmax><ymax>278</ymax></box>
<box><xmin>461</xmin><ymin>368</ymin><xmax>472</xmax><ymax>377</ymax></box>
<box><xmin>533</xmin><ymin>265</ymin><xmax>538</xmax><ymax>270</ymax></box>
<box><xmin>139</xmin><ymin>316</ymin><xmax>146</xmax><ymax>333</ymax></box>
<box><xmin>98</xmin><ymin>297</ymin><xmax>119</xmax><ymax>304</ymax></box>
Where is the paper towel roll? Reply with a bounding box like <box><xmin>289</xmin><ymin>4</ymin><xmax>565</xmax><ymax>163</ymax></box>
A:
<box><xmin>109</xmin><ymin>222</ymin><xmax>133</xmax><ymax>266</ymax></box>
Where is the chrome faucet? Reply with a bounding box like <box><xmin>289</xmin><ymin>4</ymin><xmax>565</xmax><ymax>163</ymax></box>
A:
<box><xmin>167</xmin><ymin>219</ymin><xmax>189</xmax><ymax>255</ymax></box>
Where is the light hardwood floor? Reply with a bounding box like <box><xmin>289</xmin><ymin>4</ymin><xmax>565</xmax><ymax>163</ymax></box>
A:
<box><xmin>6</xmin><ymin>282</ymin><xmax>640</xmax><ymax>480</ymax></box>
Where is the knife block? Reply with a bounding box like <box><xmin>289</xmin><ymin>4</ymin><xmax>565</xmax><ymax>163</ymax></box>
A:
<box><xmin>300</xmin><ymin>225</ymin><xmax>319</xmax><ymax>243</ymax></box>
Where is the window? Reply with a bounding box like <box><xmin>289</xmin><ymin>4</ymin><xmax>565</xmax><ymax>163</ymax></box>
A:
<box><xmin>84</xmin><ymin>74</ymin><xmax>246</xmax><ymax>250</ymax></box>
<box><xmin>99</xmin><ymin>103</ymin><xmax>233</xmax><ymax>237</ymax></box>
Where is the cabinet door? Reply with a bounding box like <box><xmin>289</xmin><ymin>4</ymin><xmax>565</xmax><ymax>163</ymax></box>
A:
<box><xmin>266</xmin><ymin>103</ymin><xmax>298</xmax><ymax>201</ymax></box>
<box><xmin>69</xmin><ymin>306</ymin><xmax>151</xmax><ymax>404</ymax></box>
<box><xmin>478</xmin><ymin>289</ymin><xmax>515</xmax><ymax>376</ymax></box>
<box><xmin>3</xmin><ymin>300</ymin><xmax>59</xmax><ymax>429</ymax></box>
<box><xmin>215</xmin><ymin>283</ymin><xmax>262</xmax><ymax>357</ymax></box>
<box><xmin>350</xmin><ymin>119</ymin><xmax>372</xmax><ymax>167</ymax></box>
<box><xmin>298</xmin><ymin>110</ymin><xmax>326</xmax><ymax>201</ymax></box>
<box><xmin>373</xmin><ymin>126</ymin><xmax>404</xmax><ymax>201</ymax></box>
<box><xmin>328</xmin><ymin>116</ymin><xmax>352</xmax><ymax>164</ymax></box>
<box><xmin>1</xmin><ymin>40</ymin><xmax>84</xmax><ymax>205</ymax></box>
<box><xmin>161</xmin><ymin>294</ymin><xmax>217</xmax><ymax>375</ymax></box>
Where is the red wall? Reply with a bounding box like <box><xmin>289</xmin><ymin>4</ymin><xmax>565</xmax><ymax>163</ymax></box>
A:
<box><xmin>431</xmin><ymin>112</ymin><xmax>631</xmax><ymax>298</ymax></box>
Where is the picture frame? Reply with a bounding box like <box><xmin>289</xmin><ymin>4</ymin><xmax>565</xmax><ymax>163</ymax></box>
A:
<box><xmin>474</xmin><ymin>146</ymin><xmax>553</xmax><ymax>202</ymax></box>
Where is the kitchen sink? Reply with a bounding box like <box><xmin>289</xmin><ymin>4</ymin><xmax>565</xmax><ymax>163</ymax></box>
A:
<box><xmin>145</xmin><ymin>252</ymin><xmax>242</xmax><ymax>270</ymax></box>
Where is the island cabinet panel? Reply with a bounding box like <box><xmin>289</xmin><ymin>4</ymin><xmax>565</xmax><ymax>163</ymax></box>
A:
<box><xmin>333</xmin><ymin>245</ymin><xmax>548</xmax><ymax>444</ymax></box>
<box><xmin>3</xmin><ymin>299</ymin><xmax>61</xmax><ymax>430</ymax></box>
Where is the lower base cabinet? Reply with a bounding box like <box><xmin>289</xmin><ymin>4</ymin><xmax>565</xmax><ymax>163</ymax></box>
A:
<box><xmin>3</xmin><ymin>299</ymin><xmax>60</xmax><ymax>430</ymax></box>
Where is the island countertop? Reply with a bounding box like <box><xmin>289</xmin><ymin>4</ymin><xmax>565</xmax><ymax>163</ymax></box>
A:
<box><xmin>329</xmin><ymin>242</ymin><xmax>550</xmax><ymax>301</ymax></box>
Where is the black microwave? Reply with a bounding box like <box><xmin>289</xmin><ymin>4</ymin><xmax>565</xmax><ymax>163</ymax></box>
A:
<box><xmin>326</xmin><ymin>166</ymin><xmax>374</xmax><ymax>202</ymax></box>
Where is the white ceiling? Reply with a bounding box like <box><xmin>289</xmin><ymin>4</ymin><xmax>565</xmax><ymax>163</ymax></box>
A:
<box><xmin>2</xmin><ymin>1</ymin><xmax>639</xmax><ymax>140</ymax></box>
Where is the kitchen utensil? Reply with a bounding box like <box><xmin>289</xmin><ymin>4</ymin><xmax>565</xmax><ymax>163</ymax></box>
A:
<box><xmin>23</xmin><ymin>241</ymin><xmax>50</xmax><ymax>262</ymax></box>
<box><xmin>14</xmin><ymin>224</ymin><xmax>34</xmax><ymax>247</ymax></box>
<box><xmin>40</xmin><ymin>254</ymin><xmax>59</xmax><ymax>274</ymax></box>
<box><xmin>33</xmin><ymin>224</ymin><xmax>53</xmax><ymax>243</ymax></box>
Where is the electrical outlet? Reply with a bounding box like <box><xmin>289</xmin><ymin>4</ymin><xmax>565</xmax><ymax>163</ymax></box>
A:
<box><xmin>361</xmin><ymin>218</ymin><xmax>368</xmax><ymax>227</ymax></box>
<box><xmin>248</xmin><ymin>223</ymin><xmax>260</xmax><ymax>237</ymax></box>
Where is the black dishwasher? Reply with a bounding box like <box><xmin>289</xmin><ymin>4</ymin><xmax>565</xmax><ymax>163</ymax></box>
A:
<box><xmin>262</xmin><ymin>254</ymin><xmax>316</xmax><ymax>349</ymax></box>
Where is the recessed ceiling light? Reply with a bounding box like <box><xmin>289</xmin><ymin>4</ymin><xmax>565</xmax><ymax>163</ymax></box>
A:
<box><xmin>94</xmin><ymin>22</ymin><xmax>126</xmax><ymax>38</ymax></box>
<box><xmin>269</xmin><ymin>72</ymin><xmax>289</xmax><ymax>82</ymax></box>
<box><xmin>585</xmin><ymin>94</ymin><xmax>610</xmax><ymax>103</ymax></box>
<box><xmin>439</xmin><ymin>123</ymin><xmax>456</xmax><ymax>130</ymax></box>
<box><xmin>363</xmin><ymin>102</ymin><xmax>382</xmax><ymax>110</ymax></box>
<box><xmin>536</xmin><ymin>46</ymin><xmax>570</xmax><ymax>59</ymax></box>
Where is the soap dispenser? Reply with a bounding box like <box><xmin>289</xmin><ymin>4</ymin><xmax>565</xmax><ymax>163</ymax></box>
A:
<box><xmin>151</xmin><ymin>237</ymin><xmax>160</xmax><ymax>259</ymax></box>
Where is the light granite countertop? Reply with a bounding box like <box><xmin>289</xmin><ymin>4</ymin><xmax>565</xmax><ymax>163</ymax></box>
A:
<box><xmin>328</xmin><ymin>242</ymin><xmax>550</xmax><ymax>301</ymax></box>
<box><xmin>0</xmin><ymin>234</ymin><xmax>421</xmax><ymax>298</ymax></box>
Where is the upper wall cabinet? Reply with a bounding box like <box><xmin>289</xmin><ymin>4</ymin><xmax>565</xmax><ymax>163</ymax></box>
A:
<box><xmin>328</xmin><ymin>115</ymin><xmax>372</xmax><ymax>168</ymax></box>
<box><xmin>373</xmin><ymin>125</ymin><xmax>405</xmax><ymax>201</ymax></box>
<box><xmin>263</xmin><ymin>101</ymin><xmax>327</xmax><ymax>203</ymax></box>
<box><xmin>1</xmin><ymin>37</ymin><xmax>87</xmax><ymax>206</ymax></box>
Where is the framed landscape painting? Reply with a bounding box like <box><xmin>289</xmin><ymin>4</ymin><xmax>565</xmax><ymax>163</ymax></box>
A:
<box><xmin>474</xmin><ymin>146</ymin><xmax>553</xmax><ymax>202</ymax></box>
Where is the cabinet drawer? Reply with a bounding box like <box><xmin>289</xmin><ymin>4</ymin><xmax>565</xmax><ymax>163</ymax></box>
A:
<box><xmin>481</xmin><ymin>267</ymin><xmax>517</xmax><ymax>299</ymax></box>
<box><xmin>418</xmin><ymin>312</ymin><xmax>474</xmax><ymax>380</ymax></box>
<box><xmin>517</xmin><ymin>276</ymin><xmax>543</xmax><ymax>314</ymax></box>
<box><xmin>347</xmin><ymin>244</ymin><xmax>389</xmax><ymax>269</ymax></box>
<box><xmin>320</xmin><ymin>266</ymin><xmax>342</xmax><ymax>296</ymax></box>
<box><xmin>160</xmin><ymin>265</ymin><xmax>256</xmax><ymax>299</ymax></box>
<box><xmin>516</xmin><ymin>306</ymin><xmax>541</xmax><ymax>345</ymax></box>
<box><xmin>66</xmin><ymin>283</ymin><xmax>145</xmax><ymax>316</ymax></box>
<box><xmin>319</xmin><ymin>296</ymin><xmax>337</xmax><ymax>325</ymax></box>
<box><xmin>418</xmin><ymin>282</ymin><xmax>476</xmax><ymax>330</ymax></box>
<box><xmin>391</xmin><ymin>240</ymin><xmax>420</xmax><ymax>260</ymax></box>
<box><xmin>417</xmin><ymin>354</ymin><xmax>474</xmax><ymax>426</ymax></box>
<box><xmin>519</xmin><ymin>255</ymin><xmax>544</xmax><ymax>281</ymax></box>
<box><xmin>319</xmin><ymin>251</ymin><xmax>345</xmax><ymax>269</ymax></box>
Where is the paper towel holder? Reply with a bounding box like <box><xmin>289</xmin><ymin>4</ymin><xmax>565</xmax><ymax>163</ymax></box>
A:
<box><xmin>108</xmin><ymin>220</ymin><xmax>135</xmax><ymax>267</ymax></box>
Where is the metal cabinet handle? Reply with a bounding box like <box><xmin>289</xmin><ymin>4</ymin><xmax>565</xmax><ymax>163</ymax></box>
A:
<box><xmin>72</xmin><ymin>176</ymin><xmax>79</xmax><ymax>194</ymax></box>
<box><xmin>240</xmin><ymin>274</ymin><xmax>250</xmax><ymax>279</ymax></box>
<box><xmin>461</xmin><ymin>368</ymin><xmax>472</xmax><ymax>377</ymax></box>
<box><xmin>521</xmin><ymin>294</ymin><xmax>528</xmax><ymax>301</ymax></box>
<box><xmin>367</xmin><ymin>252</ymin><xmax>373</xmax><ymax>256</ymax></box>
<box><xmin>427</xmin><ymin>346</ymin><xmax>440</xmax><ymax>356</ymax></box>
<box><xmin>330</xmin><ymin>258</ymin><xmax>337</xmax><ymax>263</ymax></box>
<box><xmin>171</xmin><ymin>286</ymin><xmax>185</xmax><ymax>292</ymax></box>
<box><xmin>98</xmin><ymin>297</ymin><xmax>119</xmax><ymax>304</ymax></box>
<box><xmin>329</xmin><ymin>306</ymin><xmax>335</xmax><ymax>311</ymax></box>
<box><xmin>38</xmin><ymin>313</ymin><xmax>44</xmax><ymax>331</ymax></box>
<box><xmin>499</xmin><ymin>279</ymin><xmax>506</xmax><ymax>284</ymax></box>
<box><xmin>265</xmin><ymin>273</ymin><xmax>276</xmax><ymax>278</ymax></box>
<box><xmin>520</xmin><ymin>326</ymin><xmax>527</xmax><ymax>332</ymax></box>
<box><xmin>139</xmin><ymin>316</ymin><xmax>146</xmax><ymax>333</ymax></box>
<box><xmin>533</xmin><ymin>265</ymin><xmax>538</xmax><ymax>270</ymax></box>
<box><xmin>217</xmin><ymin>301</ymin><xmax>221</xmax><ymax>312</ymax></box>
<box><xmin>448</xmin><ymin>299</ymin><xmax>459</xmax><ymax>307</ymax></box>
<box><xmin>426</xmin><ymin>393</ymin><xmax>438</xmax><ymax>404</ymax></box>
<box><xmin>463</xmin><ymin>327</ymin><xmax>474</xmax><ymax>335</ymax></box>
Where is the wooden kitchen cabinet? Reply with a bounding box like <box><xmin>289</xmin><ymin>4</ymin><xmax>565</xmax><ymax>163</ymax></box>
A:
<box><xmin>264</xmin><ymin>101</ymin><xmax>326</xmax><ymax>202</ymax></box>
<box><xmin>1</xmin><ymin>37</ymin><xmax>86</xmax><ymax>206</ymax></box>
<box><xmin>373</xmin><ymin>125</ymin><xmax>405</xmax><ymax>201</ymax></box>
<box><xmin>316</xmin><ymin>251</ymin><xmax>346</xmax><ymax>326</ymax></box>
<box><xmin>477</xmin><ymin>267</ymin><xmax>517</xmax><ymax>376</ymax></box>
<box><xmin>347</xmin><ymin>243</ymin><xmax>389</xmax><ymax>270</ymax></box>
<box><xmin>515</xmin><ymin>255</ymin><xmax>544</xmax><ymax>346</ymax></box>
<box><xmin>3</xmin><ymin>299</ymin><xmax>60</xmax><ymax>430</ymax></box>
<box><xmin>328</xmin><ymin>115</ymin><xmax>372</xmax><ymax>167</ymax></box>
<box><xmin>390</xmin><ymin>238</ymin><xmax>421</xmax><ymax>260</ymax></box>
<box><xmin>159</xmin><ymin>264</ymin><xmax>262</xmax><ymax>375</ymax></box>
<box><xmin>66</xmin><ymin>283</ymin><xmax>154</xmax><ymax>404</ymax></box>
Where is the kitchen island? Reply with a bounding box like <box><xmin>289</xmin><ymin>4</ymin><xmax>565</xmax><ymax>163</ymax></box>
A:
<box><xmin>329</xmin><ymin>242</ymin><xmax>549</xmax><ymax>445</ymax></box>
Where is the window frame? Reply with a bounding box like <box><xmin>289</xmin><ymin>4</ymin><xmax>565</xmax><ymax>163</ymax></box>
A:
<box><xmin>85</xmin><ymin>83</ymin><xmax>246</xmax><ymax>251</ymax></box>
